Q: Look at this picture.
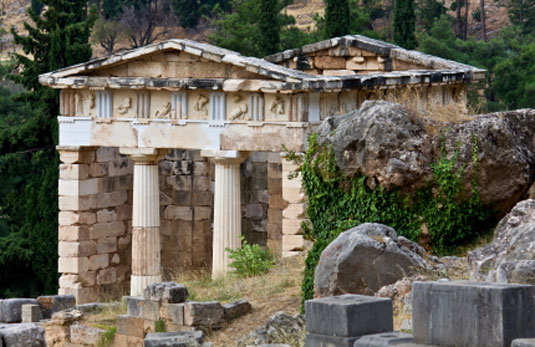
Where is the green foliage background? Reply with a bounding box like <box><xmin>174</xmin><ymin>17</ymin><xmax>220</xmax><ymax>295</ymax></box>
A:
<box><xmin>296</xmin><ymin>134</ymin><xmax>492</xmax><ymax>307</ymax></box>
<box><xmin>0</xmin><ymin>0</ymin><xmax>94</xmax><ymax>297</ymax></box>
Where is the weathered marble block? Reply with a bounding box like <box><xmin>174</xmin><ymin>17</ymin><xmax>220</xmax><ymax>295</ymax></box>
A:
<box><xmin>21</xmin><ymin>304</ymin><xmax>42</xmax><ymax>323</ymax></box>
<box><xmin>353</xmin><ymin>331</ymin><xmax>415</xmax><ymax>346</ymax></box>
<box><xmin>143</xmin><ymin>282</ymin><xmax>188</xmax><ymax>303</ymax></box>
<box><xmin>36</xmin><ymin>295</ymin><xmax>75</xmax><ymax>319</ymax></box>
<box><xmin>305</xmin><ymin>294</ymin><xmax>393</xmax><ymax>338</ymax></box>
<box><xmin>144</xmin><ymin>331</ymin><xmax>204</xmax><ymax>347</ymax></box>
<box><xmin>412</xmin><ymin>281</ymin><xmax>535</xmax><ymax>347</ymax></box>
<box><xmin>0</xmin><ymin>323</ymin><xmax>46</xmax><ymax>347</ymax></box>
<box><xmin>184</xmin><ymin>301</ymin><xmax>224</xmax><ymax>327</ymax></box>
<box><xmin>513</xmin><ymin>339</ymin><xmax>535</xmax><ymax>347</ymax></box>
<box><xmin>0</xmin><ymin>299</ymin><xmax>39</xmax><ymax>323</ymax></box>
<box><xmin>222</xmin><ymin>299</ymin><xmax>251</xmax><ymax>321</ymax></box>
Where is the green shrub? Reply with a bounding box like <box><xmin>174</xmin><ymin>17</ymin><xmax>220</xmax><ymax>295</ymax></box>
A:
<box><xmin>293</xmin><ymin>133</ymin><xmax>492</xmax><ymax>310</ymax></box>
<box><xmin>226</xmin><ymin>237</ymin><xmax>275</xmax><ymax>277</ymax></box>
<box><xmin>155</xmin><ymin>320</ymin><xmax>166</xmax><ymax>333</ymax></box>
<box><xmin>97</xmin><ymin>326</ymin><xmax>116</xmax><ymax>347</ymax></box>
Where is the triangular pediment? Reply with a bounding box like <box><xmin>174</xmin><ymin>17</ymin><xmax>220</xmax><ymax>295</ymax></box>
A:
<box><xmin>84</xmin><ymin>50</ymin><xmax>268</xmax><ymax>80</ymax></box>
<box><xmin>39</xmin><ymin>39</ymin><xmax>310</xmax><ymax>84</ymax></box>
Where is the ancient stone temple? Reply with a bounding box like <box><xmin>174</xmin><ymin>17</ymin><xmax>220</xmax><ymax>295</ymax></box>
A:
<box><xmin>38</xmin><ymin>35</ymin><xmax>484</xmax><ymax>303</ymax></box>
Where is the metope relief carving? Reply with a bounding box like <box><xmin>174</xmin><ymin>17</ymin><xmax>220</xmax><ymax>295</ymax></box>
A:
<box><xmin>270</xmin><ymin>97</ymin><xmax>285</xmax><ymax>115</ymax></box>
<box><xmin>193</xmin><ymin>94</ymin><xmax>209</xmax><ymax>116</ymax></box>
<box><xmin>117</xmin><ymin>97</ymin><xmax>132</xmax><ymax>115</ymax></box>
<box><xmin>229</xmin><ymin>94</ymin><xmax>249</xmax><ymax>120</ymax></box>
<box><xmin>155</xmin><ymin>102</ymin><xmax>172</xmax><ymax>118</ymax></box>
<box><xmin>74</xmin><ymin>92</ymin><xmax>96</xmax><ymax>116</ymax></box>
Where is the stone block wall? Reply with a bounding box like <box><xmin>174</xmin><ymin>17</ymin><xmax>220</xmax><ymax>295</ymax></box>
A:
<box><xmin>159</xmin><ymin>149</ymin><xmax>212</xmax><ymax>277</ymax></box>
<box><xmin>281</xmin><ymin>155</ymin><xmax>308</xmax><ymax>257</ymax></box>
<box><xmin>58</xmin><ymin>147</ymin><xmax>133</xmax><ymax>304</ymax></box>
<box><xmin>57</xmin><ymin>147</ymin><xmax>288</xmax><ymax>303</ymax></box>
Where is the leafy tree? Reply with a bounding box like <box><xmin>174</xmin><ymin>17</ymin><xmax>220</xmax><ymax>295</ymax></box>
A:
<box><xmin>120</xmin><ymin>0</ymin><xmax>174</xmax><ymax>48</ymax></box>
<box><xmin>210</xmin><ymin>0</ymin><xmax>309</xmax><ymax>57</ymax></box>
<box><xmin>172</xmin><ymin>0</ymin><xmax>199</xmax><ymax>28</ymax></box>
<box><xmin>491</xmin><ymin>42</ymin><xmax>535</xmax><ymax>109</ymax></box>
<box><xmin>416</xmin><ymin>0</ymin><xmax>446</xmax><ymax>31</ymax></box>
<box><xmin>91</xmin><ymin>16</ymin><xmax>123</xmax><ymax>55</ymax></box>
<box><xmin>324</xmin><ymin>0</ymin><xmax>350</xmax><ymax>38</ymax></box>
<box><xmin>393</xmin><ymin>0</ymin><xmax>417</xmax><ymax>49</ymax></box>
<box><xmin>30</xmin><ymin>0</ymin><xmax>44</xmax><ymax>15</ymax></box>
<box><xmin>508</xmin><ymin>0</ymin><xmax>535</xmax><ymax>34</ymax></box>
<box><xmin>0</xmin><ymin>0</ymin><xmax>94</xmax><ymax>297</ymax></box>
<box><xmin>102</xmin><ymin>0</ymin><xmax>123</xmax><ymax>19</ymax></box>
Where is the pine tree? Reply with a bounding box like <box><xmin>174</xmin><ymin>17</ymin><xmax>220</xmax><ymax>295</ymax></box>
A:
<box><xmin>258</xmin><ymin>0</ymin><xmax>280</xmax><ymax>56</ymax></box>
<box><xmin>393</xmin><ymin>0</ymin><xmax>417</xmax><ymax>49</ymax></box>
<box><xmin>172</xmin><ymin>0</ymin><xmax>200</xmax><ymax>28</ymax></box>
<box><xmin>0</xmin><ymin>0</ymin><xmax>94</xmax><ymax>297</ymax></box>
<box><xmin>325</xmin><ymin>0</ymin><xmax>350</xmax><ymax>38</ymax></box>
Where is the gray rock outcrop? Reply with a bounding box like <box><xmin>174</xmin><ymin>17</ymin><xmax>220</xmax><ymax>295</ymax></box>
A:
<box><xmin>0</xmin><ymin>323</ymin><xmax>46</xmax><ymax>347</ymax></box>
<box><xmin>468</xmin><ymin>199</ymin><xmax>535</xmax><ymax>284</ymax></box>
<box><xmin>237</xmin><ymin>312</ymin><xmax>305</xmax><ymax>347</ymax></box>
<box><xmin>317</xmin><ymin>101</ymin><xmax>535</xmax><ymax>215</ymax></box>
<box><xmin>314</xmin><ymin>223</ymin><xmax>429</xmax><ymax>297</ymax></box>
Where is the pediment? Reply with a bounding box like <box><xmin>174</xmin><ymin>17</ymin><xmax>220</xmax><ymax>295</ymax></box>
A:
<box><xmin>84</xmin><ymin>51</ymin><xmax>269</xmax><ymax>80</ymax></box>
<box><xmin>39</xmin><ymin>39</ymin><xmax>308</xmax><ymax>84</ymax></box>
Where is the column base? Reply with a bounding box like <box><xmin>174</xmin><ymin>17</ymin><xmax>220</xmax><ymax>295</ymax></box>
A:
<box><xmin>130</xmin><ymin>274</ymin><xmax>161</xmax><ymax>296</ymax></box>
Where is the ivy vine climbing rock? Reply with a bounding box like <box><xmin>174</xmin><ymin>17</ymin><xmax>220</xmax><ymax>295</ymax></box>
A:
<box><xmin>317</xmin><ymin>100</ymin><xmax>535</xmax><ymax>215</ymax></box>
<box><xmin>314</xmin><ymin>223</ymin><xmax>430</xmax><ymax>297</ymax></box>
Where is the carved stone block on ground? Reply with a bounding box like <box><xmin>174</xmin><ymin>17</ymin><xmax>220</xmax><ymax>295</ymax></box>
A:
<box><xmin>144</xmin><ymin>331</ymin><xmax>204</xmax><ymax>347</ymax></box>
<box><xmin>304</xmin><ymin>333</ymin><xmax>359</xmax><ymax>347</ymax></box>
<box><xmin>116</xmin><ymin>314</ymin><xmax>145</xmax><ymax>338</ymax></box>
<box><xmin>184</xmin><ymin>302</ymin><xmax>224</xmax><ymax>327</ymax></box>
<box><xmin>353</xmin><ymin>331</ymin><xmax>415</xmax><ymax>346</ymax></box>
<box><xmin>413</xmin><ymin>281</ymin><xmax>535</xmax><ymax>347</ymax></box>
<box><xmin>143</xmin><ymin>282</ymin><xmax>189</xmax><ymax>303</ymax></box>
<box><xmin>0</xmin><ymin>299</ymin><xmax>39</xmax><ymax>323</ymax></box>
<box><xmin>36</xmin><ymin>295</ymin><xmax>76</xmax><ymax>319</ymax></box>
<box><xmin>21</xmin><ymin>304</ymin><xmax>42</xmax><ymax>323</ymax></box>
<box><xmin>160</xmin><ymin>303</ymin><xmax>185</xmax><ymax>325</ymax></box>
<box><xmin>513</xmin><ymin>339</ymin><xmax>535</xmax><ymax>347</ymax></box>
<box><xmin>70</xmin><ymin>323</ymin><xmax>105</xmax><ymax>345</ymax></box>
<box><xmin>0</xmin><ymin>323</ymin><xmax>46</xmax><ymax>347</ymax></box>
<box><xmin>305</xmin><ymin>294</ymin><xmax>393</xmax><ymax>338</ymax></box>
<box><xmin>223</xmin><ymin>299</ymin><xmax>251</xmax><ymax>321</ymax></box>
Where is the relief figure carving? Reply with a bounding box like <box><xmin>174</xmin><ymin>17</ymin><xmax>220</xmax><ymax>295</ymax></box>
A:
<box><xmin>193</xmin><ymin>94</ymin><xmax>209</xmax><ymax>115</ymax></box>
<box><xmin>270</xmin><ymin>97</ymin><xmax>285</xmax><ymax>115</ymax></box>
<box><xmin>155</xmin><ymin>102</ymin><xmax>172</xmax><ymax>118</ymax></box>
<box><xmin>229</xmin><ymin>95</ymin><xmax>249</xmax><ymax>120</ymax></box>
<box><xmin>117</xmin><ymin>97</ymin><xmax>132</xmax><ymax>115</ymax></box>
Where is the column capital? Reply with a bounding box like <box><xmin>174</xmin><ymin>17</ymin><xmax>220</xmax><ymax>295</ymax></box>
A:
<box><xmin>201</xmin><ymin>149</ymin><xmax>249</xmax><ymax>165</ymax></box>
<box><xmin>120</xmin><ymin>148</ymin><xmax>168</xmax><ymax>164</ymax></box>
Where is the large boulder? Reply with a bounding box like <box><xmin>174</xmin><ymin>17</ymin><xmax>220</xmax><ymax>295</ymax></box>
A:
<box><xmin>314</xmin><ymin>223</ymin><xmax>430</xmax><ymax>297</ymax></box>
<box><xmin>317</xmin><ymin>101</ymin><xmax>432</xmax><ymax>190</ymax></box>
<box><xmin>468</xmin><ymin>199</ymin><xmax>535</xmax><ymax>285</ymax></box>
<box><xmin>0</xmin><ymin>323</ymin><xmax>46</xmax><ymax>347</ymax></box>
<box><xmin>317</xmin><ymin>101</ymin><xmax>535</xmax><ymax>214</ymax></box>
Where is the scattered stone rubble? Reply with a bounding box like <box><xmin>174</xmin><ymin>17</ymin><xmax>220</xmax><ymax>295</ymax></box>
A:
<box><xmin>237</xmin><ymin>312</ymin><xmax>305</xmax><ymax>347</ymax></box>
<box><xmin>118</xmin><ymin>281</ymin><xmax>251</xmax><ymax>345</ymax></box>
<box><xmin>304</xmin><ymin>281</ymin><xmax>535</xmax><ymax>347</ymax></box>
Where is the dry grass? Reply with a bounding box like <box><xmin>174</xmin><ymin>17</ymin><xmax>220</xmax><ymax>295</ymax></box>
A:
<box><xmin>82</xmin><ymin>302</ymin><xmax>127</xmax><ymax>330</ymax></box>
<box><xmin>172</xmin><ymin>255</ymin><xmax>305</xmax><ymax>346</ymax></box>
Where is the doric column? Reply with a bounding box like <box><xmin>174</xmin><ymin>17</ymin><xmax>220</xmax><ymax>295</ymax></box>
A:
<box><xmin>202</xmin><ymin>150</ymin><xmax>249</xmax><ymax>277</ymax></box>
<box><xmin>120</xmin><ymin>148</ymin><xmax>167</xmax><ymax>295</ymax></box>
